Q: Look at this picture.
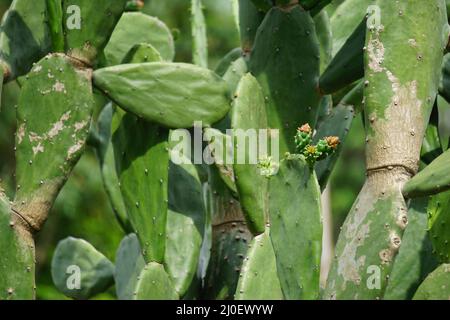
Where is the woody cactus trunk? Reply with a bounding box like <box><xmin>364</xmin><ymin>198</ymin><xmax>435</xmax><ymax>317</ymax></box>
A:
<box><xmin>1</xmin><ymin>0</ymin><xmax>450</xmax><ymax>300</ymax></box>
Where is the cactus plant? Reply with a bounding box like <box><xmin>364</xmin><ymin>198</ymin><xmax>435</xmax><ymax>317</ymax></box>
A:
<box><xmin>1</xmin><ymin>0</ymin><xmax>450</xmax><ymax>302</ymax></box>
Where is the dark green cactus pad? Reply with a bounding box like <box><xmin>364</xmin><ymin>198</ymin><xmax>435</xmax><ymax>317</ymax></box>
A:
<box><xmin>239</xmin><ymin>0</ymin><xmax>265</xmax><ymax>53</ymax></box>
<box><xmin>0</xmin><ymin>0</ymin><xmax>51</xmax><ymax>81</ymax></box>
<box><xmin>235</xmin><ymin>230</ymin><xmax>283</xmax><ymax>300</ymax></box>
<box><xmin>403</xmin><ymin>149</ymin><xmax>450</xmax><ymax>198</ymax></box>
<box><xmin>103</xmin><ymin>12</ymin><xmax>175</xmax><ymax>66</ymax></box>
<box><xmin>428</xmin><ymin>190</ymin><xmax>450</xmax><ymax>263</ymax></box>
<box><xmin>413</xmin><ymin>264</ymin><xmax>450</xmax><ymax>300</ymax></box>
<box><xmin>115</xmin><ymin>233</ymin><xmax>145</xmax><ymax>300</ymax></box>
<box><xmin>94</xmin><ymin>62</ymin><xmax>231</xmax><ymax>129</ymax></box>
<box><xmin>319</xmin><ymin>18</ymin><xmax>365</xmax><ymax>95</ymax></box>
<box><xmin>314</xmin><ymin>81</ymin><xmax>363</xmax><ymax>188</ymax></box>
<box><xmin>191</xmin><ymin>0</ymin><xmax>208</xmax><ymax>68</ymax></box>
<box><xmin>62</xmin><ymin>0</ymin><xmax>128</xmax><ymax>65</ymax></box>
<box><xmin>203</xmin><ymin>167</ymin><xmax>253</xmax><ymax>300</ymax></box>
<box><xmin>215</xmin><ymin>47</ymin><xmax>242</xmax><ymax>77</ymax></box>
<box><xmin>165</xmin><ymin>160</ymin><xmax>206</xmax><ymax>296</ymax></box>
<box><xmin>14</xmin><ymin>54</ymin><xmax>94</xmax><ymax>232</ymax></box>
<box><xmin>249</xmin><ymin>5</ymin><xmax>321</xmax><ymax>154</ymax></box>
<box><xmin>51</xmin><ymin>237</ymin><xmax>114</xmax><ymax>300</ymax></box>
<box><xmin>134</xmin><ymin>262</ymin><xmax>178</xmax><ymax>300</ymax></box>
<box><xmin>112</xmin><ymin>112</ymin><xmax>169</xmax><ymax>263</ymax></box>
<box><xmin>268</xmin><ymin>156</ymin><xmax>322</xmax><ymax>300</ymax></box>
<box><xmin>420</xmin><ymin>104</ymin><xmax>442</xmax><ymax>165</ymax></box>
<box><xmin>0</xmin><ymin>194</ymin><xmax>35</xmax><ymax>300</ymax></box>
<box><xmin>95</xmin><ymin>104</ymin><xmax>131</xmax><ymax>232</ymax></box>
<box><xmin>204</xmin><ymin>222</ymin><xmax>253</xmax><ymax>299</ymax></box>
<box><xmin>249</xmin><ymin>0</ymin><xmax>272</xmax><ymax>12</ymax></box>
<box><xmin>384</xmin><ymin>198</ymin><xmax>439</xmax><ymax>300</ymax></box>
<box><xmin>231</xmin><ymin>73</ymin><xmax>268</xmax><ymax>235</ymax></box>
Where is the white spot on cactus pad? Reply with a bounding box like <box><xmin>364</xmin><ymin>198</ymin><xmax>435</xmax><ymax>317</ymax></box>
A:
<box><xmin>32</xmin><ymin>65</ymin><xmax>42</xmax><ymax>73</ymax></box>
<box><xmin>48</xmin><ymin>111</ymin><xmax>71</xmax><ymax>139</ymax></box>
<box><xmin>67</xmin><ymin>140</ymin><xmax>84</xmax><ymax>159</ymax></box>
<box><xmin>74</xmin><ymin>120</ymin><xmax>88</xmax><ymax>132</ymax></box>
<box><xmin>29</xmin><ymin>132</ymin><xmax>43</xmax><ymax>143</ymax></box>
<box><xmin>52</xmin><ymin>81</ymin><xmax>66</xmax><ymax>93</ymax></box>
<box><xmin>408</xmin><ymin>39</ymin><xmax>417</xmax><ymax>47</ymax></box>
<box><xmin>17</xmin><ymin>124</ymin><xmax>25</xmax><ymax>144</ymax></box>
<box><xmin>367</xmin><ymin>35</ymin><xmax>385</xmax><ymax>73</ymax></box>
<box><xmin>32</xmin><ymin>142</ymin><xmax>44</xmax><ymax>155</ymax></box>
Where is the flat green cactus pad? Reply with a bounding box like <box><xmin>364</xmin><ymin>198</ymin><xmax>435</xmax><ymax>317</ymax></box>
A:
<box><xmin>403</xmin><ymin>149</ymin><xmax>450</xmax><ymax>198</ymax></box>
<box><xmin>268</xmin><ymin>156</ymin><xmax>322</xmax><ymax>300</ymax></box>
<box><xmin>231</xmin><ymin>73</ymin><xmax>268</xmax><ymax>235</ymax></box>
<box><xmin>14</xmin><ymin>54</ymin><xmax>94</xmax><ymax>231</ymax></box>
<box><xmin>0</xmin><ymin>194</ymin><xmax>35</xmax><ymax>300</ymax></box>
<box><xmin>428</xmin><ymin>190</ymin><xmax>450</xmax><ymax>263</ymax></box>
<box><xmin>165</xmin><ymin>160</ymin><xmax>206</xmax><ymax>296</ymax></box>
<box><xmin>112</xmin><ymin>111</ymin><xmax>169</xmax><ymax>263</ymax></box>
<box><xmin>94</xmin><ymin>62</ymin><xmax>231</xmax><ymax>129</ymax></box>
<box><xmin>115</xmin><ymin>233</ymin><xmax>145</xmax><ymax>300</ymax></box>
<box><xmin>134</xmin><ymin>262</ymin><xmax>178</xmax><ymax>300</ymax></box>
<box><xmin>384</xmin><ymin>198</ymin><xmax>439</xmax><ymax>300</ymax></box>
<box><xmin>103</xmin><ymin>12</ymin><xmax>175</xmax><ymax>65</ymax></box>
<box><xmin>235</xmin><ymin>230</ymin><xmax>283</xmax><ymax>300</ymax></box>
<box><xmin>51</xmin><ymin>237</ymin><xmax>114</xmax><ymax>300</ymax></box>
<box><xmin>413</xmin><ymin>264</ymin><xmax>450</xmax><ymax>300</ymax></box>
<box><xmin>249</xmin><ymin>5</ymin><xmax>321</xmax><ymax>154</ymax></box>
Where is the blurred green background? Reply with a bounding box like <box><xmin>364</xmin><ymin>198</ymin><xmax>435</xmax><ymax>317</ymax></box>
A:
<box><xmin>0</xmin><ymin>0</ymin><xmax>366</xmax><ymax>299</ymax></box>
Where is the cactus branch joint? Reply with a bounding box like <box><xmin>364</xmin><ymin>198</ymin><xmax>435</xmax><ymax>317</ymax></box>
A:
<box><xmin>0</xmin><ymin>0</ymin><xmax>449</xmax><ymax>302</ymax></box>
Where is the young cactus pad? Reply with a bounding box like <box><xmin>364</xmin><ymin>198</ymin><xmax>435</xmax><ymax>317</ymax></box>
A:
<box><xmin>51</xmin><ymin>237</ymin><xmax>114</xmax><ymax>300</ymax></box>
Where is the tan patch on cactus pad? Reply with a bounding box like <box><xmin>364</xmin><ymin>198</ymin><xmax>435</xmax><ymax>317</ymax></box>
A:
<box><xmin>52</xmin><ymin>81</ymin><xmax>66</xmax><ymax>93</ymax></box>
<box><xmin>67</xmin><ymin>140</ymin><xmax>84</xmax><ymax>159</ymax></box>
<box><xmin>367</xmin><ymin>37</ymin><xmax>385</xmax><ymax>73</ymax></box>
<box><xmin>337</xmin><ymin>188</ymin><xmax>375</xmax><ymax>288</ymax></box>
<box><xmin>48</xmin><ymin>111</ymin><xmax>71</xmax><ymax>139</ymax></box>
<box><xmin>17</xmin><ymin>123</ymin><xmax>25</xmax><ymax>144</ymax></box>
<box><xmin>74</xmin><ymin>120</ymin><xmax>88</xmax><ymax>132</ymax></box>
<box><xmin>32</xmin><ymin>142</ymin><xmax>44</xmax><ymax>155</ymax></box>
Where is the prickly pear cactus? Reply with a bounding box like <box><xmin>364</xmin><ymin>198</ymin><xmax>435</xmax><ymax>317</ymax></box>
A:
<box><xmin>325</xmin><ymin>0</ymin><xmax>448</xmax><ymax>300</ymax></box>
<box><xmin>3</xmin><ymin>0</ymin><xmax>450</xmax><ymax>302</ymax></box>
